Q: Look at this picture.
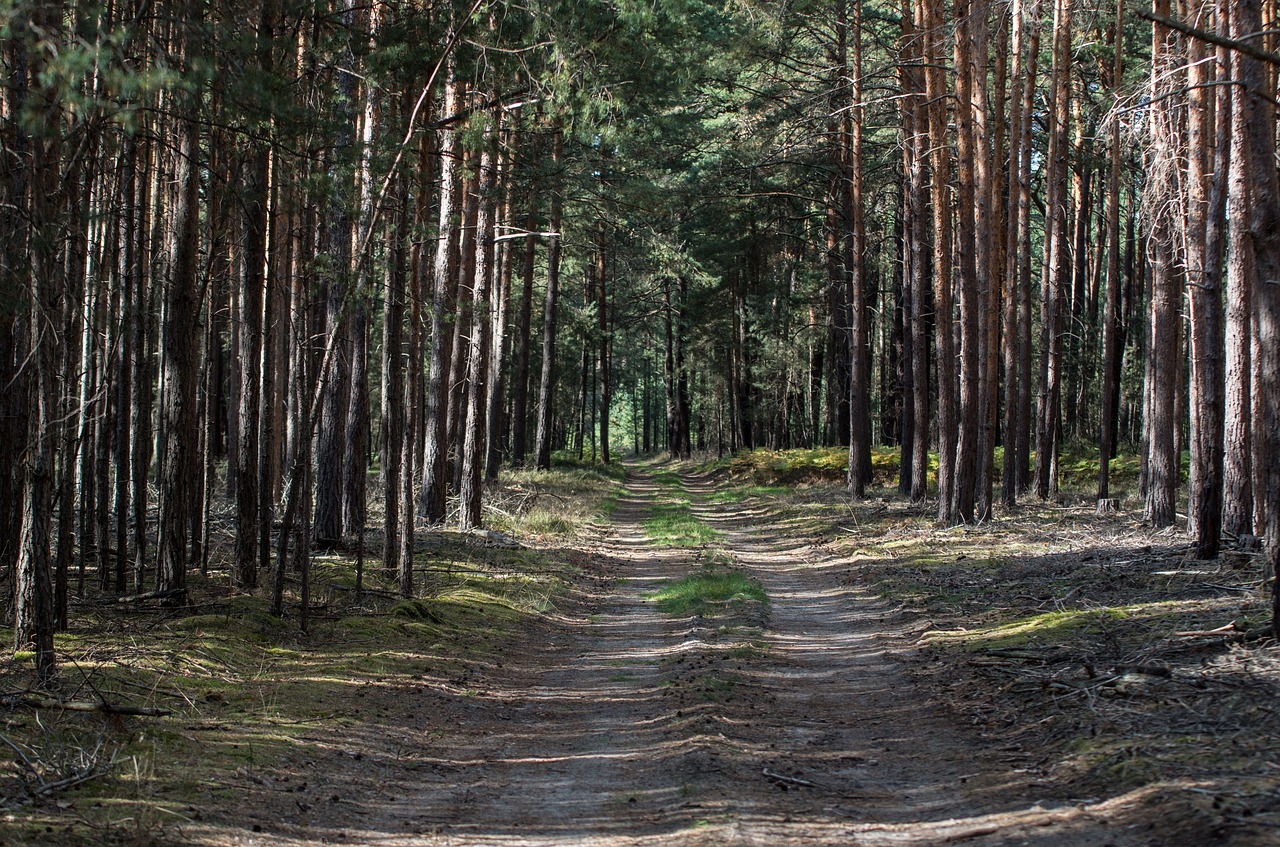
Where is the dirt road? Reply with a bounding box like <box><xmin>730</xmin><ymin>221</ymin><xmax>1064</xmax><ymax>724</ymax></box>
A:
<box><xmin>199</xmin><ymin>467</ymin><xmax>1202</xmax><ymax>846</ymax></box>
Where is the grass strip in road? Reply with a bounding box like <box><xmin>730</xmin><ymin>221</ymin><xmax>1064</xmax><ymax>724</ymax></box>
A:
<box><xmin>649</xmin><ymin>570</ymin><xmax>767</xmax><ymax>616</ymax></box>
<box><xmin>643</xmin><ymin>499</ymin><xmax>721</xmax><ymax>546</ymax></box>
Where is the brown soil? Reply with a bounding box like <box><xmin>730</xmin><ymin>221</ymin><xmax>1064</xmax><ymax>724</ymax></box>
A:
<box><xmin>162</xmin><ymin>465</ymin><xmax>1237</xmax><ymax>846</ymax></box>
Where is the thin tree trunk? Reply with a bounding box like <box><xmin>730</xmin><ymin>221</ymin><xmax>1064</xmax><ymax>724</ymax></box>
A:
<box><xmin>459</xmin><ymin>140</ymin><xmax>496</xmax><ymax>530</ymax></box>
<box><xmin>1186</xmin><ymin>0</ymin><xmax>1227</xmax><ymax>557</ymax></box>
<box><xmin>1225</xmin><ymin>0</ymin><xmax>1255</xmax><ymax>540</ymax></box>
<box><xmin>510</xmin><ymin>132</ymin><xmax>540</xmax><ymax>467</ymax></box>
<box><xmin>534</xmin><ymin>129</ymin><xmax>564</xmax><ymax>471</ymax></box>
<box><xmin>1098</xmin><ymin>0</ymin><xmax>1126</xmax><ymax>506</ymax></box>
<box><xmin>923</xmin><ymin>0</ymin><xmax>956</xmax><ymax>522</ymax></box>
<box><xmin>421</xmin><ymin>64</ymin><xmax>460</xmax><ymax>523</ymax></box>
<box><xmin>1144</xmin><ymin>0</ymin><xmax>1181</xmax><ymax>528</ymax></box>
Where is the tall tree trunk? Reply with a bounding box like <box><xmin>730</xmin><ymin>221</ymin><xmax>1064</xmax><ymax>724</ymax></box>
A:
<box><xmin>510</xmin><ymin>130</ymin><xmax>540</xmax><ymax>468</ymax></box>
<box><xmin>1098</xmin><ymin>0</ymin><xmax>1126</xmax><ymax>506</ymax></box>
<box><xmin>1228</xmin><ymin>0</ymin><xmax>1280</xmax><ymax>632</ymax></box>
<box><xmin>236</xmin><ymin>139</ymin><xmax>268</xmax><ymax>589</ymax></box>
<box><xmin>382</xmin><ymin>171</ymin><xmax>407</xmax><ymax>579</ymax></box>
<box><xmin>923</xmin><ymin>0</ymin><xmax>956</xmax><ymax>522</ymax></box>
<box><xmin>459</xmin><ymin>140</ymin><xmax>496</xmax><ymax>530</ymax></box>
<box><xmin>486</xmin><ymin>126</ymin><xmax>518</xmax><ymax>481</ymax></box>
<box><xmin>421</xmin><ymin>64</ymin><xmax>460</xmax><ymax>522</ymax></box>
<box><xmin>847</xmin><ymin>0</ymin><xmax>871</xmax><ymax>497</ymax></box>
<box><xmin>1015</xmin><ymin>0</ymin><xmax>1041</xmax><ymax>495</ymax></box>
<box><xmin>13</xmin><ymin>9</ymin><xmax>58</xmax><ymax>680</ymax></box>
<box><xmin>156</xmin><ymin>72</ymin><xmax>201</xmax><ymax>601</ymax></box>
<box><xmin>313</xmin><ymin>2</ymin><xmax>359</xmax><ymax>549</ymax></box>
<box><xmin>534</xmin><ymin>129</ymin><xmax>564</xmax><ymax>471</ymax></box>
<box><xmin>1185</xmin><ymin>0</ymin><xmax>1227</xmax><ymax>557</ymax></box>
<box><xmin>1035</xmin><ymin>0</ymin><xmax>1072</xmax><ymax>501</ymax></box>
<box><xmin>1224</xmin><ymin>0</ymin><xmax>1255</xmax><ymax>540</ymax></box>
<box><xmin>113</xmin><ymin>135</ymin><xmax>137</xmax><ymax>592</ymax></box>
<box><xmin>1144</xmin><ymin>0</ymin><xmax>1181</xmax><ymax>528</ymax></box>
<box><xmin>596</xmin><ymin>235</ymin><xmax>611</xmax><ymax>465</ymax></box>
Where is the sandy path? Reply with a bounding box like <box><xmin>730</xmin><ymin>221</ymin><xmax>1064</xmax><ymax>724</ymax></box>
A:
<box><xmin>210</xmin><ymin>467</ymin><xmax>1169</xmax><ymax>846</ymax></box>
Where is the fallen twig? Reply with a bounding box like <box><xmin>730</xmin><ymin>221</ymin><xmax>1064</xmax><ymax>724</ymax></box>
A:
<box><xmin>2</xmin><ymin>694</ymin><xmax>171</xmax><ymax>717</ymax></box>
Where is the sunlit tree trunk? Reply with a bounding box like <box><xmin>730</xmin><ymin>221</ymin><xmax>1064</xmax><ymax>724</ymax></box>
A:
<box><xmin>460</xmin><ymin>139</ymin><xmax>497</xmax><ymax>530</ymax></box>
<box><xmin>421</xmin><ymin>64</ymin><xmax>460</xmax><ymax>522</ymax></box>
<box><xmin>1224</xmin><ymin>0</ymin><xmax>1255</xmax><ymax>540</ymax></box>
<box><xmin>1144</xmin><ymin>0</ymin><xmax>1181</xmax><ymax>528</ymax></box>
<box><xmin>534</xmin><ymin>128</ymin><xmax>565</xmax><ymax>471</ymax></box>
<box><xmin>1035</xmin><ymin>0</ymin><xmax>1071</xmax><ymax>501</ymax></box>
<box><xmin>1185</xmin><ymin>0</ymin><xmax>1227</xmax><ymax>557</ymax></box>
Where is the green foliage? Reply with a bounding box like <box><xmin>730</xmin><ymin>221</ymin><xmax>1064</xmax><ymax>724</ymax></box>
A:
<box><xmin>648</xmin><ymin>570</ymin><xmax>766</xmax><ymax>616</ymax></box>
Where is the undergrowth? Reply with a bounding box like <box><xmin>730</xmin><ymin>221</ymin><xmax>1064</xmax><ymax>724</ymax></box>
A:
<box><xmin>0</xmin><ymin>460</ymin><xmax>612</xmax><ymax>846</ymax></box>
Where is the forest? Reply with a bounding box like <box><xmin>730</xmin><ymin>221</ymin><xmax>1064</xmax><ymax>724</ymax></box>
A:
<box><xmin>1</xmin><ymin>0</ymin><xmax>1279</xmax><ymax>841</ymax></box>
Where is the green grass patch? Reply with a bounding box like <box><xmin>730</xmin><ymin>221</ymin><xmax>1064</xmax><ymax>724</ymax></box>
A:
<box><xmin>652</xmin><ymin>469</ymin><xmax>684</xmax><ymax>488</ymax></box>
<box><xmin>648</xmin><ymin>570</ymin><xmax>767</xmax><ymax>616</ymax></box>
<box><xmin>644</xmin><ymin>499</ymin><xmax>721</xmax><ymax>546</ymax></box>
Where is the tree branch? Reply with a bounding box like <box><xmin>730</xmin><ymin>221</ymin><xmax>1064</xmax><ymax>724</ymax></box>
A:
<box><xmin>1136</xmin><ymin>8</ymin><xmax>1280</xmax><ymax>67</ymax></box>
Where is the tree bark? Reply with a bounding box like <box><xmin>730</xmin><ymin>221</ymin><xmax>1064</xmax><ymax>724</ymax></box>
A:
<box><xmin>534</xmin><ymin>128</ymin><xmax>565</xmax><ymax>471</ymax></box>
<box><xmin>1225</xmin><ymin>0</ymin><xmax>1255</xmax><ymax>540</ymax></box>
<box><xmin>923</xmin><ymin>0</ymin><xmax>956</xmax><ymax>523</ymax></box>
<box><xmin>421</xmin><ymin>64</ymin><xmax>460</xmax><ymax>523</ymax></box>
<box><xmin>1185</xmin><ymin>0</ymin><xmax>1227</xmax><ymax>557</ymax></box>
<box><xmin>1144</xmin><ymin>0</ymin><xmax>1181</xmax><ymax>528</ymax></box>
<box><xmin>1035</xmin><ymin>0</ymin><xmax>1072</xmax><ymax>502</ymax></box>
<box><xmin>1098</xmin><ymin>0</ymin><xmax>1126</xmax><ymax>505</ymax></box>
<box><xmin>156</xmin><ymin>71</ymin><xmax>202</xmax><ymax>601</ymax></box>
<box><xmin>459</xmin><ymin>139</ymin><xmax>497</xmax><ymax>530</ymax></box>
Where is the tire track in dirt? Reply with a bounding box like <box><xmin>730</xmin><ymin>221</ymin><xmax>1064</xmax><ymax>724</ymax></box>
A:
<box><xmin>360</xmin><ymin>468</ymin><xmax>752</xmax><ymax>845</ymax></box>
<box><xmin>678</xmin><ymin>467</ymin><xmax>1186</xmax><ymax>846</ymax></box>
<box><xmin>209</xmin><ymin>466</ymin><xmax>1180</xmax><ymax>846</ymax></box>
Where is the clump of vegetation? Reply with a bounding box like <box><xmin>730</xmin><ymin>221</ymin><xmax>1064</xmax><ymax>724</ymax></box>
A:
<box><xmin>644</xmin><ymin>499</ymin><xmax>721</xmax><ymax>546</ymax></box>
<box><xmin>485</xmin><ymin>459</ymin><xmax>626</xmax><ymax>540</ymax></box>
<box><xmin>649</xmin><ymin>570</ymin><xmax>767</xmax><ymax>616</ymax></box>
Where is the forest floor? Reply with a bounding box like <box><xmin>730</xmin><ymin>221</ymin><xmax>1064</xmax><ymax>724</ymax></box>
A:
<box><xmin>2</xmin><ymin>454</ymin><xmax>1278</xmax><ymax>845</ymax></box>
